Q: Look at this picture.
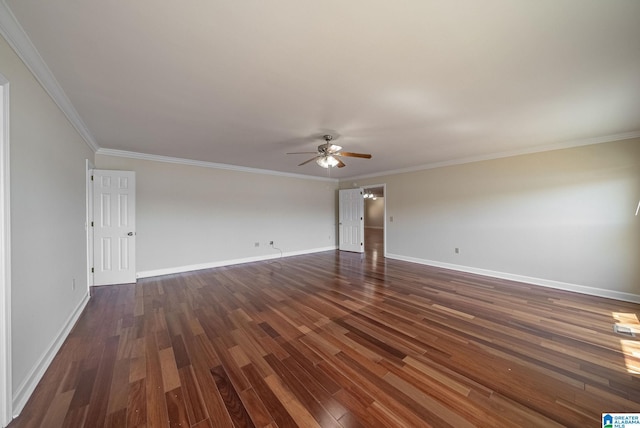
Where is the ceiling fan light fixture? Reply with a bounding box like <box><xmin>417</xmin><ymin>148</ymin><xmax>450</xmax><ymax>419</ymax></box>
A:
<box><xmin>287</xmin><ymin>133</ymin><xmax>371</xmax><ymax>169</ymax></box>
<box><xmin>316</xmin><ymin>155</ymin><xmax>339</xmax><ymax>168</ymax></box>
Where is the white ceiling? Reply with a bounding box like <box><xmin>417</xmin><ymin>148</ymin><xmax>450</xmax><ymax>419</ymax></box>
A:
<box><xmin>4</xmin><ymin>0</ymin><xmax>640</xmax><ymax>179</ymax></box>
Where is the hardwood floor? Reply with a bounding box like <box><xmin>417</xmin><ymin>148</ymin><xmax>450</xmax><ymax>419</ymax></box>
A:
<box><xmin>9</xmin><ymin>240</ymin><xmax>640</xmax><ymax>427</ymax></box>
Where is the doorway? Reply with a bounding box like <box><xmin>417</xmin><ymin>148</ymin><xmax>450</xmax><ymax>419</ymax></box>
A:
<box><xmin>363</xmin><ymin>185</ymin><xmax>385</xmax><ymax>258</ymax></box>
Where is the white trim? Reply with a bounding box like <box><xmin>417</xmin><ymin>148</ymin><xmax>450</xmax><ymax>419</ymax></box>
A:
<box><xmin>386</xmin><ymin>253</ymin><xmax>640</xmax><ymax>304</ymax></box>
<box><xmin>96</xmin><ymin>148</ymin><xmax>339</xmax><ymax>183</ymax></box>
<box><xmin>11</xmin><ymin>292</ymin><xmax>89</xmax><ymax>417</ymax></box>
<box><xmin>383</xmin><ymin>184</ymin><xmax>387</xmax><ymax>257</ymax></box>
<box><xmin>345</xmin><ymin>131</ymin><xmax>640</xmax><ymax>181</ymax></box>
<box><xmin>136</xmin><ymin>246</ymin><xmax>337</xmax><ymax>279</ymax></box>
<box><xmin>0</xmin><ymin>1</ymin><xmax>98</xmax><ymax>153</ymax></box>
<box><xmin>0</xmin><ymin>74</ymin><xmax>11</xmax><ymax>428</ymax></box>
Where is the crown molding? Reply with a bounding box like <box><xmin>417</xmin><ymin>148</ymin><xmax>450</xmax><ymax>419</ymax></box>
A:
<box><xmin>0</xmin><ymin>1</ymin><xmax>98</xmax><ymax>152</ymax></box>
<box><xmin>3</xmin><ymin>0</ymin><xmax>638</xmax><ymax>179</ymax></box>
<box><xmin>96</xmin><ymin>148</ymin><xmax>339</xmax><ymax>182</ymax></box>
<box><xmin>344</xmin><ymin>131</ymin><xmax>640</xmax><ymax>181</ymax></box>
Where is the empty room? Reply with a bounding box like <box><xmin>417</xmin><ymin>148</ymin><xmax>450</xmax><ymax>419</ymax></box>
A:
<box><xmin>0</xmin><ymin>1</ymin><xmax>639</xmax><ymax>427</ymax></box>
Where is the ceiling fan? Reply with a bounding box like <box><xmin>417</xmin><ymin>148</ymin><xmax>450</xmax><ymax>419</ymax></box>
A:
<box><xmin>287</xmin><ymin>135</ymin><xmax>372</xmax><ymax>168</ymax></box>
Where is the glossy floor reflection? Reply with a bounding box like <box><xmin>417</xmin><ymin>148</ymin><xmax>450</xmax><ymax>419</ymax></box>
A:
<box><xmin>9</xmin><ymin>238</ymin><xmax>640</xmax><ymax>427</ymax></box>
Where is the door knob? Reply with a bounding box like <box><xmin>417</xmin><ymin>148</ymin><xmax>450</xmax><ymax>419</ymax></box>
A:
<box><xmin>127</xmin><ymin>232</ymin><xmax>134</xmax><ymax>236</ymax></box>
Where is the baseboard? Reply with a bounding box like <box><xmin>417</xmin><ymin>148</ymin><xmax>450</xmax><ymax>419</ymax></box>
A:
<box><xmin>136</xmin><ymin>246</ymin><xmax>338</xmax><ymax>279</ymax></box>
<box><xmin>386</xmin><ymin>253</ymin><xmax>640</xmax><ymax>304</ymax></box>
<box><xmin>12</xmin><ymin>292</ymin><xmax>90</xmax><ymax>417</ymax></box>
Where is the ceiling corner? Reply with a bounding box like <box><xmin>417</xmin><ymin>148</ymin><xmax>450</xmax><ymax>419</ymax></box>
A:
<box><xmin>0</xmin><ymin>0</ymin><xmax>99</xmax><ymax>152</ymax></box>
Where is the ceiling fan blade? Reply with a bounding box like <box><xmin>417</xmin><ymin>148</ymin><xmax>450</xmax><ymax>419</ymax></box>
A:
<box><xmin>287</xmin><ymin>151</ymin><xmax>319</xmax><ymax>155</ymax></box>
<box><xmin>298</xmin><ymin>156</ymin><xmax>319</xmax><ymax>166</ymax></box>
<box><xmin>335</xmin><ymin>152</ymin><xmax>372</xmax><ymax>159</ymax></box>
<box><xmin>336</xmin><ymin>159</ymin><xmax>346</xmax><ymax>168</ymax></box>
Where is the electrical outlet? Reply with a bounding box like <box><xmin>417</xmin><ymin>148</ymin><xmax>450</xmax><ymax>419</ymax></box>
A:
<box><xmin>269</xmin><ymin>241</ymin><xmax>274</xmax><ymax>246</ymax></box>
<box><xmin>390</xmin><ymin>216</ymin><xmax>394</xmax><ymax>222</ymax></box>
<box><xmin>455</xmin><ymin>248</ymin><xmax>460</xmax><ymax>254</ymax></box>
<box><xmin>254</xmin><ymin>242</ymin><xmax>260</xmax><ymax>247</ymax></box>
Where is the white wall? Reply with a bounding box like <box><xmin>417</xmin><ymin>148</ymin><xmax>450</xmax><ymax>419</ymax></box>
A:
<box><xmin>349</xmin><ymin>139</ymin><xmax>640</xmax><ymax>300</ymax></box>
<box><xmin>365</xmin><ymin>197</ymin><xmax>384</xmax><ymax>228</ymax></box>
<box><xmin>95</xmin><ymin>154</ymin><xmax>338</xmax><ymax>276</ymax></box>
<box><xmin>0</xmin><ymin>34</ymin><xmax>94</xmax><ymax>413</ymax></box>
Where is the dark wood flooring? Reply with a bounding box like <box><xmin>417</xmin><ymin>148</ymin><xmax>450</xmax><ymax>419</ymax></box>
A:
<box><xmin>8</xmin><ymin>231</ymin><xmax>640</xmax><ymax>427</ymax></box>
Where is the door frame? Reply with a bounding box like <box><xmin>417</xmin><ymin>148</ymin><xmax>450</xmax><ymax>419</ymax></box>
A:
<box><xmin>0</xmin><ymin>74</ymin><xmax>12</xmax><ymax>426</ymax></box>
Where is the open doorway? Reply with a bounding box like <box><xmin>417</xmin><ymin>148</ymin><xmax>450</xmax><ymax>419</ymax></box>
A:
<box><xmin>363</xmin><ymin>185</ymin><xmax>385</xmax><ymax>258</ymax></box>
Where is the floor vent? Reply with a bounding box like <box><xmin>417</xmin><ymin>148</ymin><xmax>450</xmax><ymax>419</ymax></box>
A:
<box><xmin>613</xmin><ymin>324</ymin><xmax>636</xmax><ymax>337</ymax></box>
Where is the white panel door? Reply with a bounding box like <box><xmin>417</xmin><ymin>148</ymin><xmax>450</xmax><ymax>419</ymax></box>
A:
<box><xmin>93</xmin><ymin>170</ymin><xmax>136</xmax><ymax>285</ymax></box>
<box><xmin>339</xmin><ymin>188</ymin><xmax>364</xmax><ymax>253</ymax></box>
